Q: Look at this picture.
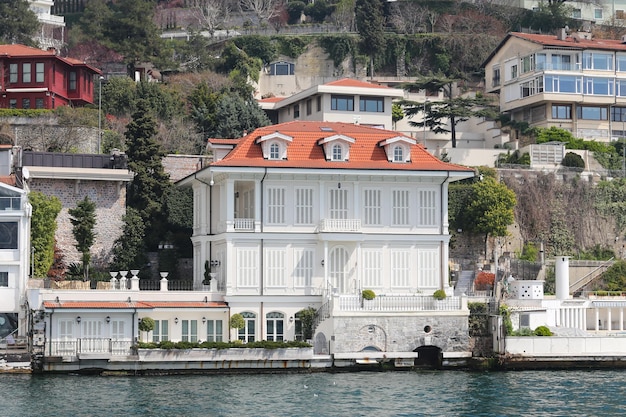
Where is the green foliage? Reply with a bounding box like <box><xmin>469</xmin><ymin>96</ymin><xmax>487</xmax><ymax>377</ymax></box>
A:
<box><xmin>465</xmin><ymin>177</ymin><xmax>516</xmax><ymax>237</ymax></box>
<box><xmin>535</xmin><ymin>126</ymin><xmax>575</xmax><ymax>144</ymax></box>
<box><xmin>125</xmin><ymin>100</ymin><xmax>171</xmax><ymax>249</ymax></box>
<box><xmin>0</xmin><ymin>109</ymin><xmax>52</xmax><ymax>118</ymax></box>
<box><xmin>577</xmin><ymin>245</ymin><xmax>615</xmax><ymax>261</ymax></box>
<box><xmin>166</xmin><ymin>187</ymin><xmax>193</xmax><ymax>230</ymax></box>
<box><xmin>595</xmin><ymin>178</ymin><xmax>626</xmax><ymax>231</ymax></box>
<box><xmin>138</xmin><ymin>317</ymin><xmax>155</xmax><ymax>332</ymax></box>
<box><xmin>305</xmin><ymin>0</ymin><xmax>333</xmax><ymax>23</ymax></box>
<box><xmin>355</xmin><ymin>0</ymin><xmax>385</xmax><ymax>58</ymax></box>
<box><xmin>433</xmin><ymin>289</ymin><xmax>447</xmax><ymax>300</ymax></box>
<box><xmin>211</xmin><ymin>95</ymin><xmax>271</xmax><ymax>138</ymax></box>
<box><xmin>519</xmin><ymin>242</ymin><xmax>539</xmax><ymax>262</ymax></box>
<box><xmin>468</xmin><ymin>302</ymin><xmax>489</xmax><ymax>337</ymax></box>
<box><xmin>361</xmin><ymin>289</ymin><xmax>376</xmax><ymax>300</ymax></box>
<box><xmin>0</xmin><ymin>0</ymin><xmax>40</xmax><ymax>46</ymax></box>
<box><xmin>29</xmin><ymin>192</ymin><xmax>62</xmax><ymax>278</ymax></box>
<box><xmin>68</xmin><ymin>196</ymin><xmax>97</xmax><ymax>280</ymax></box>
<box><xmin>544</xmin><ymin>265</ymin><xmax>555</xmax><ymax>295</ymax></box>
<box><xmin>229</xmin><ymin>313</ymin><xmax>245</xmax><ymax>329</ymax></box>
<box><xmin>233</xmin><ymin>35</ymin><xmax>278</xmax><ymax>64</ymax></box>
<box><xmin>137</xmin><ymin>340</ymin><xmax>312</xmax><ymax>350</ymax></box>
<box><xmin>499</xmin><ymin>304</ymin><xmax>513</xmax><ymax>335</ymax></box>
<box><xmin>102</xmin><ymin>77</ymin><xmax>137</xmax><ymax>117</ymax></box>
<box><xmin>112</xmin><ymin>207</ymin><xmax>146</xmax><ymax>271</ymax></box>
<box><xmin>561</xmin><ymin>152</ymin><xmax>585</xmax><ymax>169</ymax></box>
<box><xmin>286</xmin><ymin>1</ymin><xmax>306</xmax><ymax>24</ymax></box>
<box><xmin>392</xmin><ymin>103</ymin><xmax>404</xmax><ymax>126</ymax></box>
<box><xmin>318</xmin><ymin>35</ymin><xmax>358</xmax><ymax>67</ymax></box>
<box><xmin>520</xmin><ymin>2</ymin><xmax>575</xmax><ymax>33</ymax></box>
<box><xmin>296</xmin><ymin>307</ymin><xmax>316</xmax><ymax>340</ymax></box>
<box><xmin>534</xmin><ymin>325</ymin><xmax>553</xmax><ymax>336</ymax></box>
<box><xmin>274</xmin><ymin>36</ymin><xmax>309</xmax><ymax>58</ymax></box>
<box><xmin>599</xmin><ymin>260</ymin><xmax>626</xmax><ymax>291</ymax></box>
<box><xmin>217</xmin><ymin>42</ymin><xmax>263</xmax><ymax>82</ymax></box>
<box><xmin>497</xmin><ymin>150</ymin><xmax>530</xmax><ymax>166</ymax></box>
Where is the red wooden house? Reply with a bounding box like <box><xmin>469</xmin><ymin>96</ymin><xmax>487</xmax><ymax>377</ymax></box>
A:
<box><xmin>0</xmin><ymin>44</ymin><xmax>101</xmax><ymax>110</ymax></box>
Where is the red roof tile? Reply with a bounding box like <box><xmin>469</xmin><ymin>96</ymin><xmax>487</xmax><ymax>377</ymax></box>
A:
<box><xmin>258</xmin><ymin>96</ymin><xmax>286</xmax><ymax>103</ymax></box>
<box><xmin>208</xmin><ymin>138</ymin><xmax>240</xmax><ymax>145</ymax></box>
<box><xmin>325</xmin><ymin>78</ymin><xmax>394</xmax><ymax>90</ymax></box>
<box><xmin>43</xmin><ymin>301</ymin><xmax>228</xmax><ymax>309</ymax></box>
<box><xmin>0</xmin><ymin>44</ymin><xmax>102</xmax><ymax>73</ymax></box>
<box><xmin>511</xmin><ymin>32</ymin><xmax>626</xmax><ymax>51</ymax></box>
<box><xmin>212</xmin><ymin>121</ymin><xmax>472</xmax><ymax>172</ymax></box>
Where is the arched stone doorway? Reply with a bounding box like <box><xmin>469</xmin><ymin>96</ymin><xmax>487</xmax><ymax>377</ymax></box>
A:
<box><xmin>414</xmin><ymin>345</ymin><xmax>442</xmax><ymax>368</ymax></box>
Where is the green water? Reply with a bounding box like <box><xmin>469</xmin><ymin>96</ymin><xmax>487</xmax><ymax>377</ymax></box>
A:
<box><xmin>2</xmin><ymin>369</ymin><xmax>625</xmax><ymax>416</ymax></box>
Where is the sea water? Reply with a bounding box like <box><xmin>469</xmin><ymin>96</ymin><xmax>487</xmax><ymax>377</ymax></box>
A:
<box><xmin>2</xmin><ymin>369</ymin><xmax>625</xmax><ymax>416</ymax></box>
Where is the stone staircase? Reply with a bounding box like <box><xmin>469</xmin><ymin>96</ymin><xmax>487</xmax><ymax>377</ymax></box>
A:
<box><xmin>454</xmin><ymin>270</ymin><xmax>475</xmax><ymax>296</ymax></box>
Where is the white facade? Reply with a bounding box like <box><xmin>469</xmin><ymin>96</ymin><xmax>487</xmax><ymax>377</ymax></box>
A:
<box><xmin>182</xmin><ymin>121</ymin><xmax>475</xmax><ymax>356</ymax></box>
<box><xmin>0</xmin><ymin>180</ymin><xmax>31</xmax><ymax>339</ymax></box>
<box><xmin>491</xmin><ymin>0</ymin><xmax>626</xmax><ymax>24</ymax></box>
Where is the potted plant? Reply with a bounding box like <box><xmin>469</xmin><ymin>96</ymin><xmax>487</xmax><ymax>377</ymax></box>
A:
<box><xmin>433</xmin><ymin>289</ymin><xmax>447</xmax><ymax>310</ymax></box>
<box><xmin>361</xmin><ymin>289</ymin><xmax>376</xmax><ymax>309</ymax></box>
<box><xmin>138</xmin><ymin>317</ymin><xmax>155</xmax><ymax>342</ymax></box>
<box><xmin>229</xmin><ymin>313</ymin><xmax>245</xmax><ymax>341</ymax></box>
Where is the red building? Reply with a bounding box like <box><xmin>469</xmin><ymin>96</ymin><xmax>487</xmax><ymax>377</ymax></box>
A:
<box><xmin>0</xmin><ymin>44</ymin><xmax>101</xmax><ymax>110</ymax></box>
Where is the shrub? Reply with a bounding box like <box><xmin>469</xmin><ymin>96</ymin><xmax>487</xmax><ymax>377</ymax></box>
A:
<box><xmin>433</xmin><ymin>289</ymin><xmax>447</xmax><ymax>300</ymax></box>
<box><xmin>511</xmin><ymin>328</ymin><xmax>534</xmax><ymax>336</ymax></box>
<box><xmin>362</xmin><ymin>289</ymin><xmax>376</xmax><ymax>300</ymax></box>
<box><xmin>229</xmin><ymin>313</ymin><xmax>245</xmax><ymax>329</ymax></box>
<box><xmin>138</xmin><ymin>317</ymin><xmax>155</xmax><ymax>332</ymax></box>
<box><xmin>534</xmin><ymin>325</ymin><xmax>553</xmax><ymax>336</ymax></box>
<box><xmin>474</xmin><ymin>271</ymin><xmax>495</xmax><ymax>291</ymax></box>
<box><xmin>562</xmin><ymin>152</ymin><xmax>585</xmax><ymax>168</ymax></box>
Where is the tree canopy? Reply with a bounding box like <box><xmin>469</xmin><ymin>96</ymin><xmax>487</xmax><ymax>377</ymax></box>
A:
<box><xmin>29</xmin><ymin>192</ymin><xmax>62</xmax><ymax>278</ymax></box>
<box><xmin>0</xmin><ymin>0</ymin><xmax>40</xmax><ymax>46</ymax></box>
<box><xmin>68</xmin><ymin>196</ymin><xmax>97</xmax><ymax>280</ymax></box>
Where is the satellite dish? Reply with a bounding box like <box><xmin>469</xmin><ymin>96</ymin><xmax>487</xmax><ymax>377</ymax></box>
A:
<box><xmin>22</xmin><ymin>167</ymin><xmax>29</xmax><ymax>180</ymax></box>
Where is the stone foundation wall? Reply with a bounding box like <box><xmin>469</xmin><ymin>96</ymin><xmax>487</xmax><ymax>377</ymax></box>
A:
<box><xmin>30</xmin><ymin>178</ymin><xmax>126</xmax><ymax>267</ymax></box>
<box><xmin>329</xmin><ymin>314</ymin><xmax>470</xmax><ymax>354</ymax></box>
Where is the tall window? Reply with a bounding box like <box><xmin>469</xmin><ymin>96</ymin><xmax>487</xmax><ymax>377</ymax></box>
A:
<box><xmin>181</xmin><ymin>320</ymin><xmax>198</xmax><ymax>342</ymax></box>
<box><xmin>361</xmin><ymin>248</ymin><xmax>382</xmax><ymax>288</ymax></box>
<box><xmin>363</xmin><ymin>189</ymin><xmax>381</xmax><ymax>225</ymax></box>
<box><xmin>393</xmin><ymin>146</ymin><xmax>404</xmax><ymax>162</ymax></box>
<box><xmin>306</xmin><ymin>99</ymin><xmax>312</xmax><ymax>115</ymax></box>
<box><xmin>316</xmin><ymin>96</ymin><xmax>322</xmax><ymax>112</ymax></box>
<box><xmin>295</xmin><ymin>188</ymin><xmax>313</xmax><ymax>225</ymax></box>
<box><xmin>22</xmin><ymin>98</ymin><xmax>30</xmax><ymax>109</ymax></box>
<box><xmin>111</xmin><ymin>320</ymin><xmax>125</xmax><ymax>340</ymax></box>
<box><xmin>266</xmin><ymin>312</ymin><xmax>284</xmax><ymax>341</ymax></box>
<box><xmin>69</xmin><ymin>71</ymin><xmax>77</xmax><ymax>90</ymax></box>
<box><xmin>237</xmin><ymin>248</ymin><xmax>258</xmax><ymax>287</ymax></box>
<box><xmin>36</xmin><ymin>63</ymin><xmax>44</xmax><ymax>83</ymax></box>
<box><xmin>418</xmin><ymin>248</ymin><xmax>439</xmax><ymax>288</ymax></box>
<box><xmin>35</xmin><ymin>98</ymin><xmax>44</xmax><ymax>109</ymax></box>
<box><xmin>332</xmin><ymin>144</ymin><xmax>343</xmax><ymax>161</ymax></box>
<box><xmin>331</xmin><ymin>95</ymin><xmax>354</xmax><ymax>111</ymax></box>
<box><xmin>392</xmin><ymin>190</ymin><xmax>410</xmax><ymax>225</ymax></box>
<box><xmin>265</xmin><ymin>248</ymin><xmax>286</xmax><ymax>287</ymax></box>
<box><xmin>22</xmin><ymin>63</ymin><xmax>31</xmax><ymax>83</ymax></box>
<box><xmin>359</xmin><ymin>97</ymin><xmax>384</xmax><ymax>112</ymax></box>
<box><xmin>294</xmin><ymin>104</ymin><xmax>300</xmax><ymax>118</ymax></box>
<box><xmin>9</xmin><ymin>64</ymin><xmax>17</xmax><ymax>83</ymax></box>
<box><xmin>9</xmin><ymin>99</ymin><xmax>16</xmax><ymax>109</ymax></box>
<box><xmin>329</xmin><ymin>247</ymin><xmax>348</xmax><ymax>293</ymax></box>
<box><xmin>0</xmin><ymin>272</ymin><xmax>8</xmax><ymax>287</ymax></box>
<box><xmin>391</xmin><ymin>250</ymin><xmax>410</xmax><ymax>289</ymax></box>
<box><xmin>329</xmin><ymin>188</ymin><xmax>348</xmax><ymax>219</ymax></box>
<box><xmin>269</xmin><ymin>143</ymin><xmax>280</xmax><ymax>159</ymax></box>
<box><xmin>206</xmin><ymin>320</ymin><xmax>223</xmax><ymax>342</ymax></box>
<box><xmin>492</xmin><ymin>67</ymin><xmax>501</xmax><ymax>87</ymax></box>
<box><xmin>266</xmin><ymin>187</ymin><xmax>285</xmax><ymax>224</ymax></box>
<box><xmin>152</xmin><ymin>320</ymin><xmax>169</xmax><ymax>342</ymax></box>
<box><xmin>418</xmin><ymin>190</ymin><xmax>436</xmax><ymax>226</ymax></box>
<box><xmin>293</xmin><ymin>248</ymin><xmax>313</xmax><ymax>287</ymax></box>
<box><xmin>238</xmin><ymin>312</ymin><xmax>256</xmax><ymax>342</ymax></box>
<box><xmin>0</xmin><ymin>222</ymin><xmax>18</xmax><ymax>249</ymax></box>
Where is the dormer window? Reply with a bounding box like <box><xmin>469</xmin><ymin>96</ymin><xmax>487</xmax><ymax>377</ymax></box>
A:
<box><xmin>393</xmin><ymin>146</ymin><xmax>404</xmax><ymax>162</ymax></box>
<box><xmin>332</xmin><ymin>144</ymin><xmax>343</xmax><ymax>161</ymax></box>
<box><xmin>379</xmin><ymin>136</ymin><xmax>416</xmax><ymax>163</ymax></box>
<box><xmin>269</xmin><ymin>142</ymin><xmax>280</xmax><ymax>159</ymax></box>
<box><xmin>256</xmin><ymin>132</ymin><xmax>293</xmax><ymax>160</ymax></box>
<box><xmin>318</xmin><ymin>133</ymin><xmax>355</xmax><ymax>162</ymax></box>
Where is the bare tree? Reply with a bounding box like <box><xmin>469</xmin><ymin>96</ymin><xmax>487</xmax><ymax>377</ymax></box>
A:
<box><xmin>239</xmin><ymin>0</ymin><xmax>283</xmax><ymax>24</ymax></box>
<box><xmin>188</xmin><ymin>0</ymin><xmax>231</xmax><ymax>35</ymax></box>
<box><xmin>388</xmin><ymin>3</ymin><xmax>428</xmax><ymax>34</ymax></box>
<box><xmin>331</xmin><ymin>0</ymin><xmax>356</xmax><ymax>32</ymax></box>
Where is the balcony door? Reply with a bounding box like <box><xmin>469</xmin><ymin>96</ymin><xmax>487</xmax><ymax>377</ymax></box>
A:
<box><xmin>329</xmin><ymin>246</ymin><xmax>349</xmax><ymax>294</ymax></box>
<box><xmin>329</xmin><ymin>188</ymin><xmax>348</xmax><ymax>219</ymax></box>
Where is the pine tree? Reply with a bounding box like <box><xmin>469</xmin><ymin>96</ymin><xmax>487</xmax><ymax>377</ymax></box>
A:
<box><xmin>355</xmin><ymin>0</ymin><xmax>385</xmax><ymax>77</ymax></box>
<box><xmin>68</xmin><ymin>196</ymin><xmax>97</xmax><ymax>281</ymax></box>
<box><xmin>124</xmin><ymin>99</ymin><xmax>171</xmax><ymax>249</ymax></box>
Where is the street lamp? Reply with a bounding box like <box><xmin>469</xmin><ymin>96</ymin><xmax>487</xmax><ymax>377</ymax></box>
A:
<box><xmin>98</xmin><ymin>75</ymin><xmax>104</xmax><ymax>154</ymax></box>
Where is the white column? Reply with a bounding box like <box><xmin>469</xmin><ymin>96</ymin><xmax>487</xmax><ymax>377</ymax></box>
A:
<box><xmin>254</xmin><ymin>177</ymin><xmax>262</xmax><ymax>232</ymax></box>
<box><xmin>608</xmin><ymin>309</ymin><xmax>613</xmax><ymax>331</ymax></box>
<box><xmin>621</xmin><ymin>309</ymin><xmax>624</xmax><ymax>331</ymax></box>
<box><xmin>595</xmin><ymin>308</ymin><xmax>600</xmax><ymax>331</ymax></box>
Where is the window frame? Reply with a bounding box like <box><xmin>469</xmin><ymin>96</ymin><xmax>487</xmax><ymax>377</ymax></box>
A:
<box><xmin>0</xmin><ymin>272</ymin><xmax>8</xmax><ymax>287</ymax></box>
<box><xmin>266</xmin><ymin>312</ymin><xmax>284</xmax><ymax>342</ymax></box>
<box><xmin>359</xmin><ymin>96</ymin><xmax>384</xmax><ymax>112</ymax></box>
<box><xmin>35</xmin><ymin>62</ymin><xmax>45</xmax><ymax>83</ymax></box>
<box><xmin>22</xmin><ymin>63</ymin><xmax>31</xmax><ymax>83</ymax></box>
<box><xmin>331</xmin><ymin>95</ymin><xmax>354</xmax><ymax>111</ymax></box>
<box><xmin>181</xmin><ymin>319</ymin><xmax>198</xmax><ymax>342</ymax></box>
<box><xmin>206</xmin><ymin>319</ymin><xmax>223</xmax><ymax>342</ymax></box>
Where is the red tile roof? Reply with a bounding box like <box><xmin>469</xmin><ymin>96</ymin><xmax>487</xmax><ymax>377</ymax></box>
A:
<box><xmin>325</xmin><ymin>78</ymin><xmax>394</xmax><ymax>90</ymax></box>
<box><xmin>212</xmin><ymin>121</ymin><xmax>472</xmax><ymax>172</ymax></box>
<box><xmin>258</xmin><ymin>96</ymin><xmax>286</xmax><ymax>103</ymax></box>
<box><xmin>0</xmin><ymin>44</ymin><xmax>102</xmax><ymax>73</ymax></box>
<box><xmin>0</xmin><ymin>175</ymin><xmax>17</xmax><ymax>187</ymax></box>
<box><xmin>208</xmin><ymin>138</ymin><xmax>240</xmax><ymax>145</ymax></box>
<box><xmin>43</xmin><ymin>301</ymin><xmax>228</xmax><ymax>309</ymax></box>
<box><xmin>511</xmin><ymin>32</ymin><xmax>626</xmax><ymax>51</ymax></box>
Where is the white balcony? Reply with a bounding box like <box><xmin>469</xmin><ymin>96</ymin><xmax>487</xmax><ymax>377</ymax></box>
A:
<box><xmin>318</xmin><ymin>219</ymin><xmax>361</xmax><ymax>232</ymax></box>
<box><xmin>335</xmin><ymin>294</ymin><xmax>464</xmax><ymax>312</ymax></box>
<box><xmin>234</xmin><ymin>218</ymin><xmax>255</xmax><ymax>231</ymax></box>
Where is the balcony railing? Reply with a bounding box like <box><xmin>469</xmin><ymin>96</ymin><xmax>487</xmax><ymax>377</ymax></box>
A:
<box><xmin>234</xmin><ymin>218</ymin><xmax>255</xmax><ymax>231</ymax></box>
<box><xmin>48</xmin><ymin>338</ymin><xmax>133</xmax><ymax>357</ymax></box>
<box><xmin>336</xmin><ymin>294</ymin><xmax>463</xmax><ymax>312</ymax></box>
<box><xmin>318</xmin><ymin>219</ymin><xmax>361</xmax><ymax>232</ymax></box>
